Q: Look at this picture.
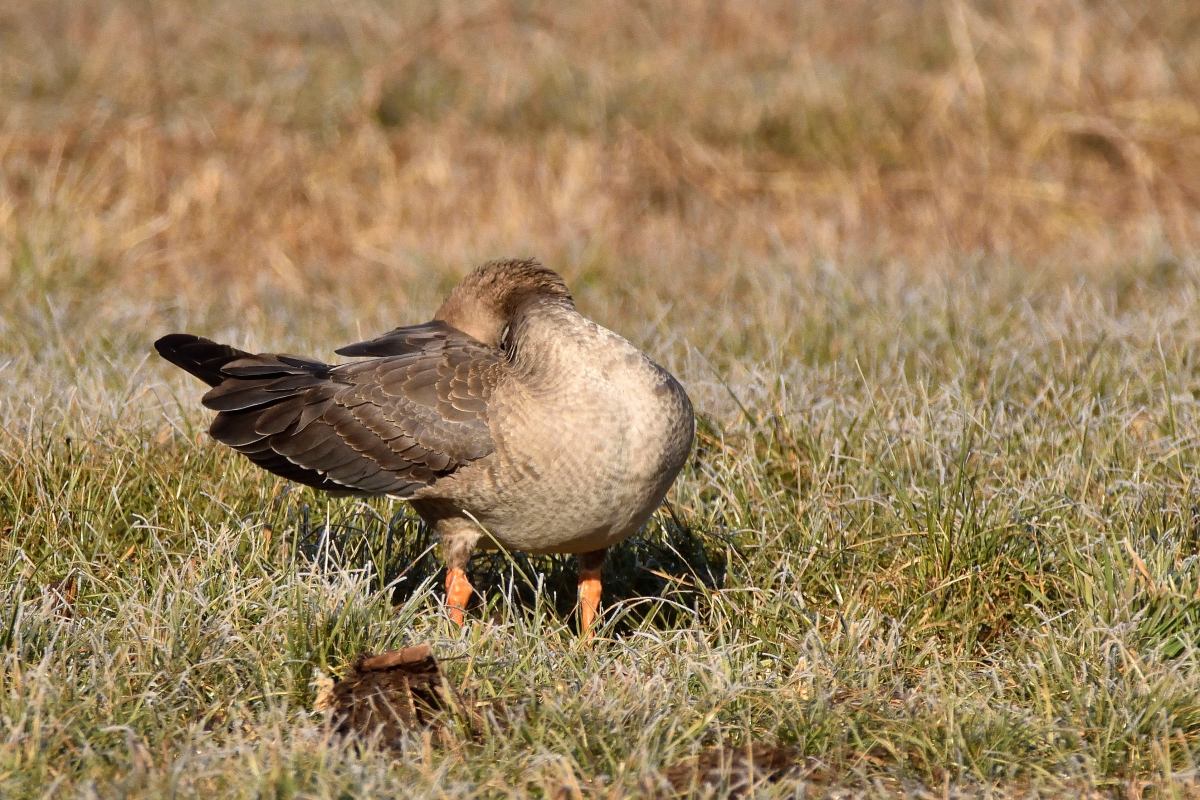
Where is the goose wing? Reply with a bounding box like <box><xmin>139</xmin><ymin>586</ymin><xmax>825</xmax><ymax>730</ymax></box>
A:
<box><xmin>170</xmin><ymin>332</ymin><xmax>500</xmax><ymax>495</ymax></box>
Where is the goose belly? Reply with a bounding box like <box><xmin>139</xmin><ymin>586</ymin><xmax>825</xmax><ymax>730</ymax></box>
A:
<box><xmin>468</xmin><ymin>360</ymin><xmax>693</xmax><ymax>554</ymax></box>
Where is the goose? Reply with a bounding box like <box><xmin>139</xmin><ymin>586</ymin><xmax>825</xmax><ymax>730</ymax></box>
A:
<box><xmin>155</xmin><ymin>258</ymin><xmax>694</xmax><ymax>634</ymax></box>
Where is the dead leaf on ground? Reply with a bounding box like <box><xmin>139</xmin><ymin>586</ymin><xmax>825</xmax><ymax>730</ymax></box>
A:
<box><xmin>315</xmin><ymin>643</ymin><xmax>480</xmax><ymax>750</ymax></box>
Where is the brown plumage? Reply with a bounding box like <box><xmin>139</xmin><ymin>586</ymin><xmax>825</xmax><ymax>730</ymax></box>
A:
<box><xmin>156</xmin><ymin>258</ymin><xmax>695</xmax><ymax>634</ymax></box>
<box><xmin>155</xmin><ymin>321</ymin><xmax>496</xmax><ymax>496</ymax></box>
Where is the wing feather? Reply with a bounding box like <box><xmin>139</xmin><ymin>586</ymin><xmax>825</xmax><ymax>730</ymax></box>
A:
<box><xmin>334</xmin><ymin>320</ymin><xmax>465</xmax><ymax>358</ymax></box>
<box><xmin>194</xmin><ymin>328</ymin><xmax>499</xmax><ymax>496</ymax></box>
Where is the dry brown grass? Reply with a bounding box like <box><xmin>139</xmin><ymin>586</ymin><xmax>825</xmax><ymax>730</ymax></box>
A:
<box><xmin>2</xmin><ymin>0</ymin><xmax>1197</xmax><ymax>320</ymax></box>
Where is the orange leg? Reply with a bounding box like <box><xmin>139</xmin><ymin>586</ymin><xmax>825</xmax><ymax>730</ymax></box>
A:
<box><xmin>445</xmin><ymin>566</ymin><xmax>474</xmax><ymax>625</ymax></box>
<box><xmin>577</xmin><ymin>549</ymin><xmax>606</xmax><ymax>637</ymax></box>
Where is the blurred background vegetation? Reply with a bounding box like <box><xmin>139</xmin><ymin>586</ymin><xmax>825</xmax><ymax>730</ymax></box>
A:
<box><xmin>1</xmin><ymin>0</ymin><xmax>1196</xmax><ymax>324</ymax></box>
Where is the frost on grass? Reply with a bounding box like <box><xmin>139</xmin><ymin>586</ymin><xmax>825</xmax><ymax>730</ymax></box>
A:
<box><xmin>3</xmin><ymin>0</ymin><xmax>1200</xmax><ymax>795</ymax></box>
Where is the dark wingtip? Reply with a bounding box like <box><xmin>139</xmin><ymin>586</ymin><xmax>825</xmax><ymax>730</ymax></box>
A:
<box><xmin>333</xmin><ymin>343</ymin><xmax>369</xmax><ymax>357</ymax></box>
<box><xmin>154</xmin><ymin>333</ymin><xmax>197</xmax><ymax>357</ymax></box>
<box><xmin>155</xmin><ymin>333</ymin><xmax>249</xmax><ymax>387</ymax></box>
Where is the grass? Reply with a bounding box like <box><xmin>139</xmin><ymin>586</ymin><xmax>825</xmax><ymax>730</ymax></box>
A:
<box><xmin>2</xmin><ymin>0</ymin><xmax>1200</xmax><ymax>796</ymax></box>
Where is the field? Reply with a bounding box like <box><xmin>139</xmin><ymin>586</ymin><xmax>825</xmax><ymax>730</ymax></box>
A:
<box><xmin>3</xmin><ymin>0</ymin><xmax>1200</xmax><ymax>796</ymax></box>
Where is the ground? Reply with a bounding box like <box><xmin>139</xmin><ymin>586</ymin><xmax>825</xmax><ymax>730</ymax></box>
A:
<box><xmin>2</xmin><ymin>1</ymin><xmax>1200</xmax><ymax>797</ymax></box>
